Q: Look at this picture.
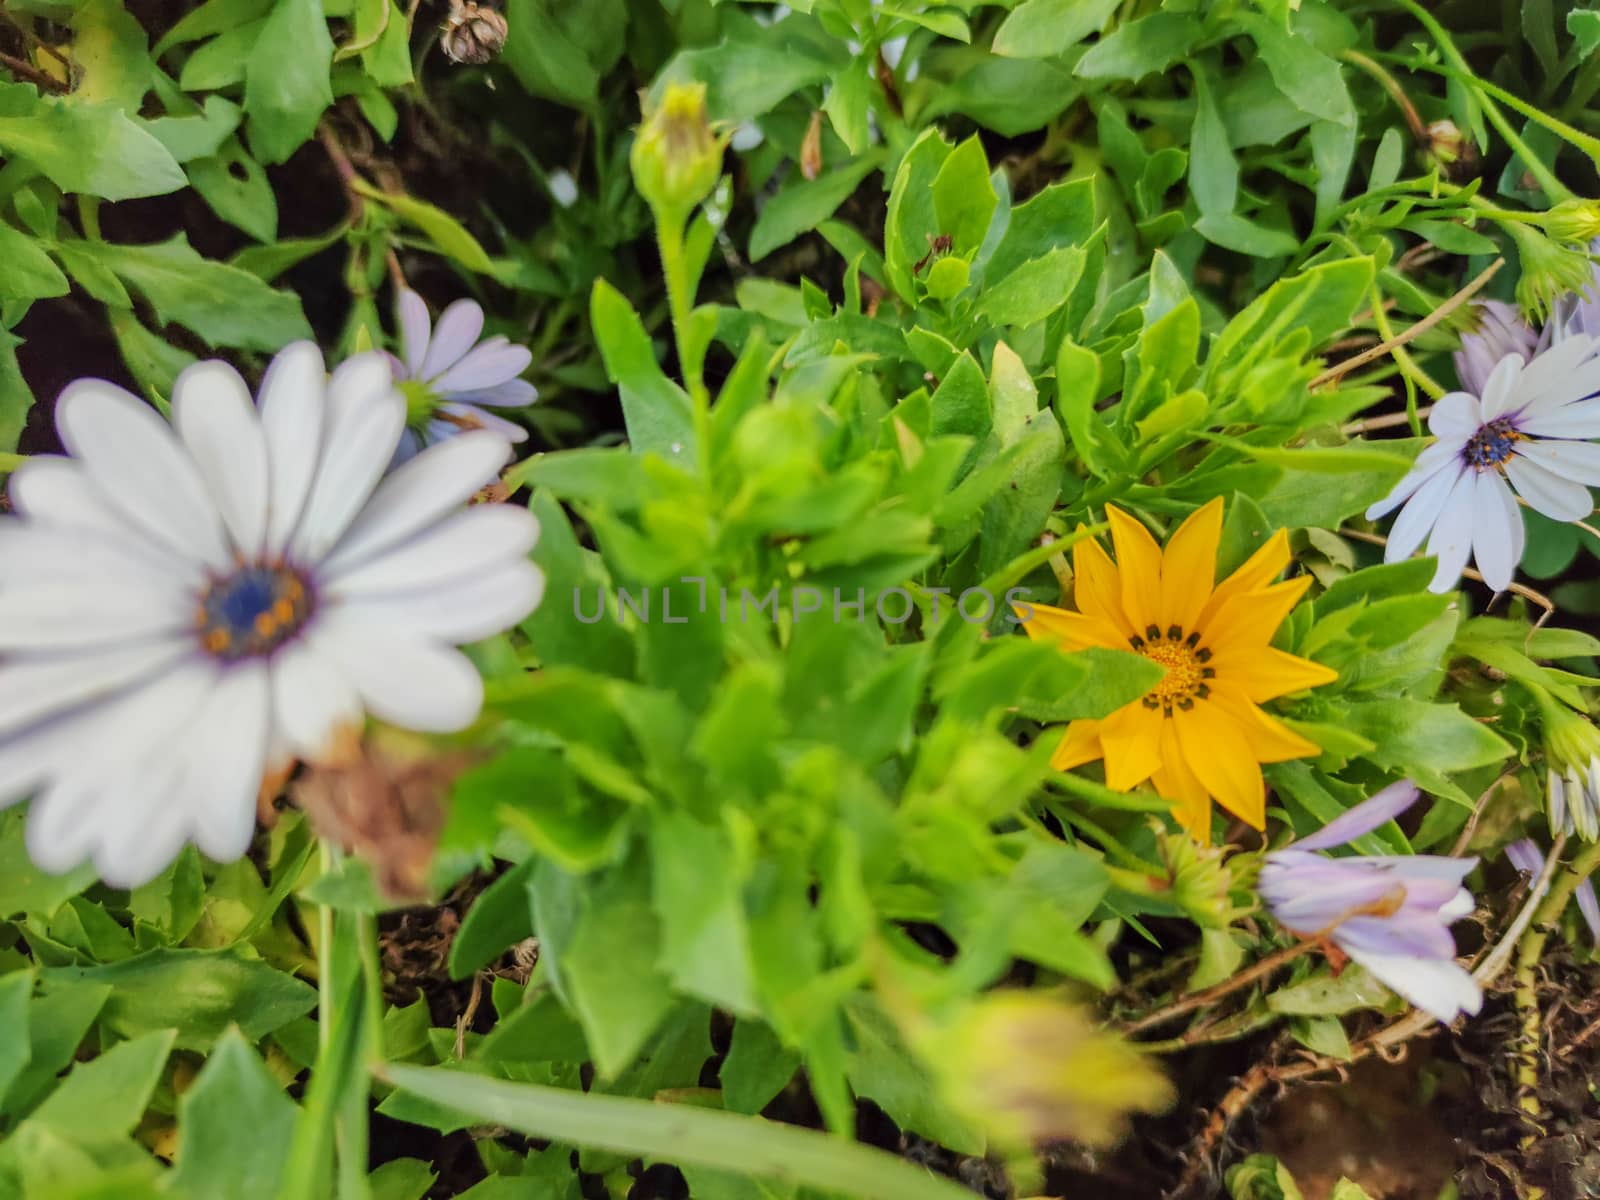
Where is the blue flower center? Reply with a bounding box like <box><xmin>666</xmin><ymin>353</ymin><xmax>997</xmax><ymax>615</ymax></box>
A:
<box><xmin>196</xmin><ymin>565</ymin><xmax>315</xmax><ymax>661</ymax></box>
<box><xmin>1463</xmin><ymin>417</ymin><xmax>1521</xmax><ymax>470</ymax></box>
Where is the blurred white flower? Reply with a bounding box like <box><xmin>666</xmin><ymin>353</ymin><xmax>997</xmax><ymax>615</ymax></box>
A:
<box><xmin>0</xmin><ymin>344</ymin><xmax>543</xmax><ymax>887</ymax></box>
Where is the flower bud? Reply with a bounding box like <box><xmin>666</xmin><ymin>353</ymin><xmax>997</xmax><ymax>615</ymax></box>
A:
<box><xmin>1541</xmin><ymin>703</ymin><xmax>1600</xmax><ymax>841</ymax></box>
<box><xmin>630</xmin><ymin>81</ymin><xmax>725</xmax><ymax>221</ymax></box>
<box><xmin>1423</xmin><ymin>119</ymin><xmax>1475</xmax><ymax>174</ymax></box>
<box><xmin>922</xmin><ymin>992</ymin><xmax>1172</xmax><ymax>1153</ymax></box>
<box><xmin>1540</xmin><ymin>199</ymin><xmax>1600</xmax><ymax>246</ymax></box>
<box><xmin>440</xmin><ymin>1</ymin><xmax>508</xmax><ymax>64</ymax></box>
<box><xmin>1158</xmin><ymin>827</ymin><xmax>1247</xmax><ymax>929</ymax></box>
<box><xmin>1506</xmin><ymin>221</ymin><xmax>1598</xmax><ymax>324</ymax></box>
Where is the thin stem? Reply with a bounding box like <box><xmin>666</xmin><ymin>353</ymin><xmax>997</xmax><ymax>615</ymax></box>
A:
<box><xmin>377</xmin><ymin>1064</ymin><xmax>980</xmax><ymax>1200</ymax></box>
<box><xmin>1121</xmin><ymin>938</ymin><xmax>1319</xmax><ymax>1038</ymax></box>
<box><xmin>1310</xmin><ymin>258</ymin><xmax>1502</xmax><ymax>393</ymax></box>
<box><xmin>1386</xmin><ymin>2</ymin><xmax>1572</xmax><ymax>201</ymax></box>
<box><xmin>1340</xmin><ymin>48</ymin><xmax>1425</xmax><ymax>139</ymax></box>
<box><xmin>656</xmin><ymin>213</ymin><xmax>712</xmax><ymax>473</ymax></box>
<box><xmin>0</xmin><ymin>49</ymin><xmax>68</xmax><ymax>93</ymax></box>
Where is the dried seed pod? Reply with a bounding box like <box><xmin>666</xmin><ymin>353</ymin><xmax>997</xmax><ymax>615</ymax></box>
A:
<box><xmin>441</xmin><ymin>2</ymin><xmax>508</xmax><ymax>65</ymax></box>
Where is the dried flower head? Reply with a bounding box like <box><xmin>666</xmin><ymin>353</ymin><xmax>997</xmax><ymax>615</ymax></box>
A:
<box><xmin>441</xmin><ymin>2</ymin><xmax>508</xmax><ymax>65</ymax></box>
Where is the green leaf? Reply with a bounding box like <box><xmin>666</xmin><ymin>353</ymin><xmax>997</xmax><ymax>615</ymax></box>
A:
<box><xmin>244</xmin><ymin>0</ymin><xmax>335</xmax><ymax>165</ymax></box>
<box><xmin>661</xmin><ymin>33</ymin><xmax>837</xmax><ymax>122</ymax></box>
<box><xmin>39</xmin><ymin>948</ymin><xmax>316</xmax><ymax>1052</ymax></box>
<box><xmin>648</xmin><ymin>813</ymin><xmax>756</xmax><ymax>1015</ymax></box>
<box><xmin>591</xmin><ymin>279</ymin><xmax>696</xmax><ymax>464</ymax></box>
<box><xmin>1342</xmin><ymin>699</ymin><xmax>1513</xmax><ymax>784</ymax></box>
<box><xmin>843</xmin><ymin>996</ymin><xmax>985</xmax><ymax>1156</ymax></box>
<box><xmin>28</xmin><ymin>1028</ymin><xmax>175</xmax><ymax>1137</ymax></box>
<box><xmin>63</xmin><ymin>235</ymin><xmax>311</xmax><ymax>351</ymax></box>
<box><xmin>882</xmin><ymin>127</ymin><xmax>952</xmax><ymax>300</ymax></box>
<box><xmin>502</xmin><ymin>0</ymin><xmax>604</xmax><ymax>106</ymax></box>
<box><xmin>108</xmin><ymin>306</ymin><xmax>199</xmax><ymax>400</ymax></box>
<box><xmin>71</xmin><ymin>0</ymin><xmax>153</xmax><ymax>111</ymax></box>
<box><xmin>189</xmin><ymin>137</ymin><xmax>279</xmax><ymax>242</ymax></box>
<box><xmin>720</xmin><ymin>1020</ymin><xmax>799</xmax><ymax>1115</ymax></box>
<box><xmin>1240</xmin><ymin>14</ymin><xmax>1352</xmax><ymax>125</ymax></box>
<box><xmin>448</xmin><ymin>861</ymin><xmax>536</xmax><ymax>980</ymax></box>
<box><xmin>0</xmin><ymin>972</ymin><xmax>33</xmax><ymax>1105</ymax></box>
<box><xmin>0</xmin><ymin>221</ymin><xmax>67</xmax><ymax>304</ymax></box>
<box><xmin>1267</xmin><ymin>964</ymin><xmax>1395</xmax><ymax>1016</ymax></box>
<box><xmin>0</xmin><ymin>809</ymin><xmax>96</xmax><ymax>919</ymax></box>
<box><xmin>822</xmin><ymin>62</ymin><xmax>870</xmax><ymax>156</ymax></box>
<box><xmin>975</xmin><ymin>245</ymin><xmax>1084</xmax><ymax>329</ymax></box>
<box><xmin>155</xmin><ymin>0</ymin><xmax>275</xmax><ymax>53</ymax></box>
<box><xmin>368</xmin><ymin>1159</ymin><xmax>438</xmax><ymax>1200</ymax></box>
<box><xmin>1572</xmin><ymin>9</ymin><xmax>1600</xmax><ymax>57</ymax></box>
<box><xmin>141</xmin><ymin>96</ymin><xmax>242</xmax><ymax>163</ymax></box>
<box><xmin>930</xmin><ymin>135</ymin><xmax>997</xmax><ymax>257</ymax></box>
<box><xmin>169</xmin><ymin>1030</ymin><xmax>296</xmax><ymax>1200</ymax></box>
<box><xmin>749</xmin><ymin>152</ymin><xmax>882</xmax><ymax>262</ymax></box>
<box><xmin>993</xmin><ymin>0</ymin><xmax>1119</xmax><ymax>59</ymax></box>
<box><xmin>0</xmin><ymin>330</ymin><xmax>34</xmax><ymax>455</ymax></box>
<box><xmin>1074</xmin><ymin>12</ymin><xmax>1203</xmax><ymax>80</ymax></box>
<box><xmin>0</xmin><ymin>86</ymin><xmax>185</xmax><ymax>201</ymax></box>
<box><xmin>1189</xmin><ymin>64</ymin><xmax>1237</xmax><ymax>217</ymax></box>
<box><xmin>379</xmin><ymin>1063</ymin><xmax>981</xmax><ymax>1200</ymax></box>
<box><xmin>353</xmin><ymin>179</ymin><xmax>495</xmax><ymax>274</ymax></box>
<box><xmin>0</xmin><ymin>981</ymin><xmax>111</xmax><ymax>1121</ymax></box>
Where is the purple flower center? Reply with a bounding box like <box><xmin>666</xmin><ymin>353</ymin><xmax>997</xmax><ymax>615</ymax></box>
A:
<box><xmin>196</xmin><ymin>564</ymin><xmax>316</xmax><ymax>661</ymax></box>
<box><xmin>1463</xmin><ymin>417</ymin><xmax>1521</xmax><ymax>470</ymax></box>
<box><xmin>1129</xmin><ymin>623</ymin><xmax>1215</xmax><ymax>716</ymax></box>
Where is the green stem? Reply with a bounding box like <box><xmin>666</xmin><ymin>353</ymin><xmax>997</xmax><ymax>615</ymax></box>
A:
<box><xmin>1387</xmin><ymin>1</ymin><xmax>1573</xmax><ymax>202</ymax></box>
<box><xmin>656</xmin><ymin>212</ymin><xmax>712</xmax><ymax>474</ymax></box>
<box><xmin>379</xmin><ymin>1065</ymin><xmax>978</xmax><ymax>1200</ymax></box>
<box><xmin>77</xmin><ymin>195</ymin><xmax>102</xmax><ymax>241</ymax></box>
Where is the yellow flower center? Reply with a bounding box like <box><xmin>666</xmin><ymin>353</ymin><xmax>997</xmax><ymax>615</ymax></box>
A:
<box><xmin>1131</xmin><ymin>624</ymin><xmax>1214</xmax><ymax>716</ymax></box>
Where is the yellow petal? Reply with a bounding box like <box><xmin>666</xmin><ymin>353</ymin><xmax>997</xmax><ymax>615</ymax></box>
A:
<box><xmin>1106</xmin><ymin>505</ymin><xmax>1163</xmax><ymax>637</ymax></box>
<box><xmin>1198</xmin><ymin>527</ymin><xmax>1291</xmax><ymax>628</ymax></box>
<box><xmin>1212</xmin><ymin>690</ymin><xmax>1326</xmax><ymax>763</ymax></box>
<box><xmin>1099</xmin><ymin>703</ymin><xmax>1164</xmax><ymax>791</ymax></box>
<box><xmin>1050</xmin><ymin>719</ymin><xmax>1103</xmax><ymax>771</ymax></box>
<box><xmin>1073</xmin><ymin>533</ymin><xmax>1133</xmax><ymax>637</ymax></box>
<box><xmin>1216</xmin><ymin>644</ymin><xmax>1338</xmax><ymax>703</ymax></box>
<box><xmin>1201</xmin><ymin>576</ymin><xmax>1313</xmax><ymax>657</ymax></box>
<box><xmin>1151</xmin><ymin>720</ymin><xmax>1213</xmax><ymax>842</ymax></box>
<box><xmin>1015</xmin><ymin>601</ymin><xmax>1125</xmax><ymax>652</ymax></box>
<box><xmin>1159</xmin><ymin>497</ymin><xmax>1222</xmax><ymax>634</ymax></box>
<box><xmin>1173</xmin><ymin>701</ymin><xmax>1266</xmax><ymax>829</ymax></box>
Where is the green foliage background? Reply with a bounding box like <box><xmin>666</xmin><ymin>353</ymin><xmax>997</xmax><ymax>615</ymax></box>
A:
<box><xmin>3</xmin><ymin>0</ymin><xmax>1600</xmax><ymax>1196</ymax></box>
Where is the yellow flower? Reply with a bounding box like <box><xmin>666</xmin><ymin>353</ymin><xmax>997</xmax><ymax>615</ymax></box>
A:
<box><xmin>1019</xmin><ymin>498</ymin><xmax>1336</xmax><ymax>841</ymax></box>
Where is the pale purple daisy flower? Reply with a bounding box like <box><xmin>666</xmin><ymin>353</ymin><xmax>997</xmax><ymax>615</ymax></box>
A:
<box><xmin>1258</xmin><ymin>780</ymin><xmax>1481</xmax><ymax>1023</ymax></box>
<box><xmin>1548</xmin><ymin>236</ymin><xmax>1600</xmax><ymax>345</ymax></box>
<box><xmin>1454</xmin><ymin>300</ymin><xmax>1540</xmax><ymax>394</ymax></box>
<box><xmin>389</xmin><ymin>290</ymin><xmax>534</xmax><ymax>460</ymax></box>
<box><xmin>0</xmin><ymin>343</ymin><xmax>544</xmax><ymax>888</ymax></box>
<box><xmin>1365</xmin><ymin>334</ymin><xmax>1600</xmax><ymax>593</ymax></box>
<box><xmin>1507</xmin><ymin>837</ymin><xmax>1600</xmax><ymax>946</ymax></box>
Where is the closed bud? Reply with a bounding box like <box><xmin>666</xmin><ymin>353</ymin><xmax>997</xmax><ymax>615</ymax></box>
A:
<box><xmin>1505</xmin><ymin>221</ymin><xmax>1597</xmax><ymax>324</ymax></box>
<box><xmin>1158</xmin><ymin>827</ymin><xmax>1249</xmax><ymax>929</ymax></box>
<box><xmin>441</xmin><ymin>2</ymin><xmax>508</xmax><ymax>65</ymax></box>
<box><xmin>1539</xmin><ymin>700</ymin><xmax>1600</xmax><ymax>841</ymax></box>
<box><xmin>630</xmin><ymin>81</ymin><xmax>725</xmax><ymax>221</ymax></box>
<box><xmin>1423</xmin><ymin>118</ymin><xmax>1473</xmax><ymax>170</ymax></box>
<box><xmin>921</xmin><ymin>992</ymin><xmax>1173</xmax><ymax>1153</ymax></box>
<box><xmin>1540</xmin><ymin>198</ymin><xmax>1600</xmax><ymax>246</ymax></box>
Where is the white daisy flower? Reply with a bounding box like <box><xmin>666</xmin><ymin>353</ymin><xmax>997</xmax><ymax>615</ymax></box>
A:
<box><xmin>1366</xmin><ymin>334</ymin><xmax>1600</xmax><ymax>593</ymax></box>
<box><xmin>389</xmin><ymin>290</ymin><xmax>535</xmax><ymax>460</ymax></box>
<box><xmin>0</xmin><ymin>343</ymin><xmax>544</xmax><ymax>888</ymax></box>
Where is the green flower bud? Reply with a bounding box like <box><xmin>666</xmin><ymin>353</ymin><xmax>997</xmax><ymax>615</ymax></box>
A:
<box><xmin>921</xmin><ymin>992</ymin><xmax>1173</xmax><ymax>1153</ymax></box>
<box><xmin>1158</xmin><ymin>827</ymin><xmax>1249</xmax><ymax>929</ymax></box>
<box><xmin>630</xmin><ymin>81</ymin><xmax>725</xmax><ymax>222</ymax></box>
<box><xmin>1541</xmin><ymin>701</ymin><xmax>1600</xmax><ymax>841</ymax></box>
<box><xmin>1540</xmin><ymin>199</ymin><xmax>1600</xmax><ymax>246</ymax></box>
<box><xmin>1506</xmin><ymin>221</ymin><xmax>1597</xmax><ymax>324</ymax></box>
<box><xmin>1423</xmin><ymin>119</ymin><xmax>1471</xmax><ymax>170</ymax></box>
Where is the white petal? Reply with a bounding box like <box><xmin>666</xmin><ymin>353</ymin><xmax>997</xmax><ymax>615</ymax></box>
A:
<box><xmin>324</xmin><ymin>504</ymin><xmax>538</xmax><ymax>594</ymax></box>
<box><xmin>1424</xmin><ymin>470</ymin><xmax>1476</xmax><ymax>592</ymax></box>
<box><xmin>259</xmin><ymin>342</ymin><xmax>329</xmax><ymax>555</ymax></box>
<box><xmin>1512</xmin><ymin>438</ymin><xmax>1600</xmax><ymax>488</ymax></box>
<box><xmin>1366</xmin><ymin>442</ymin><xmax>1461</xmax><ymax>520</ymax></box>
<box><xmin>419</xmin><ymin>299</ymin><xmax>485</xmax><ymax>380</ymax></box>
<box><xmin>93</xmin><ymin>768</ymin><xmax>193</xmax><ymax>889</ymax></box>
<box><xmin>1518</xmin><ymin>397</ymin><xmax>1600</xmax><ymax>439</ymax></box>
<box><xmin>313</xmin><ymin>615</ymin><xmax>484</xmax><ymax>732</ymax></box>
<box><xmin>433</xmin><ymin>340</ymin><xmax>533</xmax><ymax>394</ymax></box>
<box><xmin>397</xmin><ymin>289</ymin><xmax>432</xmax><ymax>375</ymax></box>
<box><xmin>173</xmin><ymin>361</ymin><xmax>271</xmax><ymax>558</ymax></box>
<box><xmin>1427</xmin><ymin>392</ymin><xmax>1482</xmax><ymax>440</ymax></box>
<box><xmin>0</xmin><ymin>639</ymin><xmax>190</xmax><ymax>737</ymax></box>
<box><xmin>8</xmin><ymin>457</ymin><xmax>191</xmax><ymax>577</ymax></box>
<box><xmin>1346</xmin><ymin>951</ymin><xmax>1481</xmax><ymax>1023</ymax></box>
<box><xmin>334</xmin><ymin>561</ymin><xmax>546</xmax><ymax>643</ymax></box>
<box><xmin>1385</xmin><ymin>463</ymin><xmax>1460</xmax><ymax>563</ymax></box>
<box><xmin>0</xmin><ymin>580</ymin><xmax>191</xmax><ymax>651</ymax></box>
<box><xmin>55</xmin><ymin>379</ymin><xmax>230</xmax><ymax>569</ymax></box>
<box><xmin>0</xmin><ymin>522</ymin><xmax>199</xmax><ymax>590</ymax></box>
<box><xmin>1470</xmin><ymin>471</ymin><xmax>1522</xmax><ymax>592</ymax></box>
<box><xmin>175</xmin><ymin>661</ymin><xmax>270</xmax><ymax>863</ymax></box>
<box><xmin>1476</xmin><ymin>354</ymin><xmax>1524</xmax><ymax>421</ymax></box>
<box><xmin>1505</xmin><ymin>453</ymin><xmax>1595</xmax><ymax>521</ymax></box>
<box><xmin>438</xmin><ymin>402</ymin><xmax>528</xmax><ymax>442</ymax></box>
<box><xmin>288</xmin><ymin>353</ymin><xmax>406</xmax><ymax>562</ymax></box>
<box><xmin>320</xmin><ymin>431</ymin><xmax>513</xmax><ymax>574</ymax></box>
<box><xmin>1515</xmin><ymin>334</ymin><xmax>1600</xmax><ymax>412</ymax></box>
<box><xmin>269</xmin><ymin>640</ymin><xmax>362</xmax><ymax>763</ymax></box>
